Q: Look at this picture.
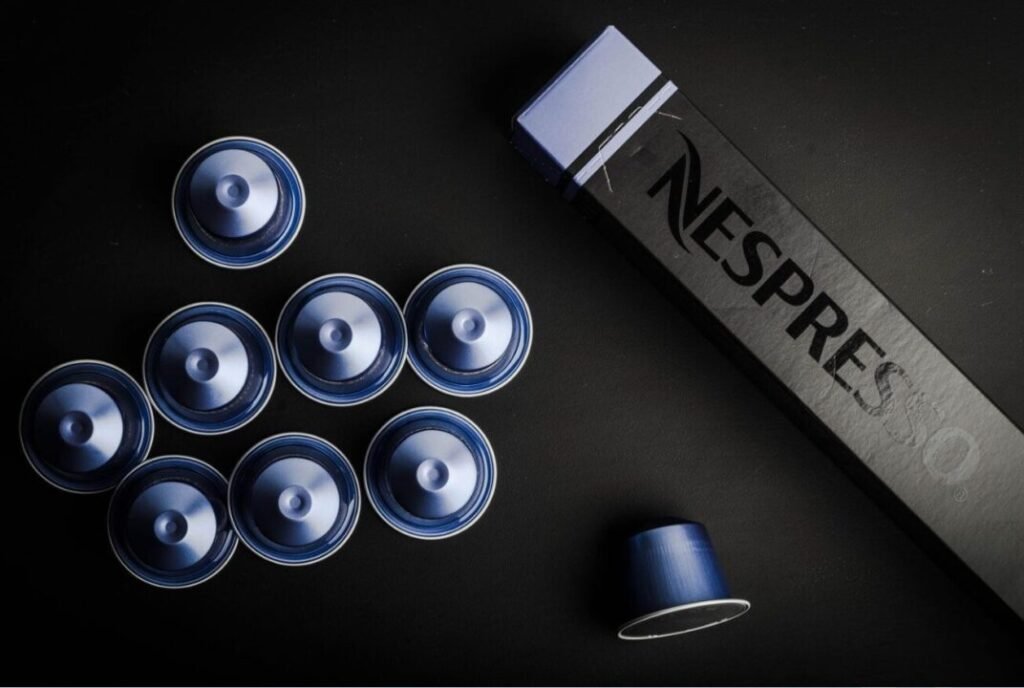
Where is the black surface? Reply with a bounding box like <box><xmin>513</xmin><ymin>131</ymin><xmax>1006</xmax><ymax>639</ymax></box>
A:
<box><xmin>5</xmin><ymin>3</ymin><xmax>1023</xmax><ymax>685</ymax></box>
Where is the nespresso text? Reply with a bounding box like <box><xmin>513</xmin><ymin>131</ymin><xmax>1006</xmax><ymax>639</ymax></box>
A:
<box><xmin>647</xmin><ymin>131</ymin><xmax>979</xmax><ymax>486</ymax></box>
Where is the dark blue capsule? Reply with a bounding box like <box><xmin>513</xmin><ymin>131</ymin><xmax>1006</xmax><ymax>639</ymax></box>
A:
<box><xmin>365</xmin><ymin>407</ymin><xmax>496</xmax><ymax>539</ymax></box>
<box><xmin>108</xmin><ymin>456</ymin><xmax>237</xmax><ymax>588</ymax></box>
<box><xmin>276</xmin><ymin>274</ymin><xmax>406</xmax><ymax>406</ymax></box>
<box><xmin>172</xmin><ymin>136</ymin><xmax>304</xmax><ymax>268</ymax></box>
<box><xmin>619</xmin><ymin>521</ymin><xmax>750</xmax><ymax>640</ymax></box>
<box><xmin>229</xmin><ymin>433</ymin><xmax>360</xmax><ymax>566</ymax></box>
<box><xmin>144</xmin><ymin>302</ymin><xmax>276</xmax><ymax>435</ymax></box>
<box><xmin>405</xmin><ymin>265</ymin><xmax>532</xmax><ymax>397</ymax></box>
<box><xmin>21</xmin><ymin>360</ymin><xmax>154</xmax><ymax>493</ymax></box>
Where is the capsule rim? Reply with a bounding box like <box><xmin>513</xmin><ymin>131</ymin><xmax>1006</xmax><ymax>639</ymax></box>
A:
<box><xmin>275</xmin><ymin>273</ymin><xmax>407</xmax><ymax>407</ymax></box>
<box><xmin>20</xmin><ymin>359</ymin><xmax>155</xmax><ymax>494</ymax></box>
<box><xmin>617</xmin><ymin>598</ymin><xmax>751</xmax><ymax>640</ymax></box>
<box><xmin>403</xmin><ymin>264</ymin><xmax>533</xmax><ymax>398</ymax></box>
<box><xmin>364</xmin><ymin>406</ymin><xmax>497</xmax><ymax>540</ymax></box>
<box><xmin>171</xmin><ymin>135</ymin><xmax>305</xmax><ymax>270</ymax></box>
<box><xmin>228</xmin><ymin>431</ymin><xmax>362</xmax><ymax>566</ymax></box>
<box><xmin>107</xmin><ymin>455</ymin><xmax>238</xmax><ymax>589</ymax></box>
<box><xmin>142</xmin><ymin>301</ymin><xmax>276</xmax><ymax>436</ymax></box>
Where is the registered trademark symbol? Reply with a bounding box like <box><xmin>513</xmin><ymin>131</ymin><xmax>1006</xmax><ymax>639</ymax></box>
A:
<box><xmin>953</xmin><ymin>486</ymin><xmax>968</xmax><ymax>503</ymax></box>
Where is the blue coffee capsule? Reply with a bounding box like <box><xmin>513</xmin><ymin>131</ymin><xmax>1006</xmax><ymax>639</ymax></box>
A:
<box><xmin>365</xmin><ymin>407</ymin><xmax>496</xmax><ymax>539</ymax></box>
<box><xmin>276</xmin><ymin>274</ymin><xmax>406</xmax><ymax>406</ymax></box>
<box><xmin>404</xmin><ymin>264</ymin><xmax>532</xmax><ymax>397</ymax></box>
<box><xmin>618</xmin><ymin>521</ymin><xmax>750</xmax><ymax>640</ymax></box>
<box><xmin>20</xmin><ymin>360</ymin><xmax>155</xmax><ymax>493</ymax></box>
<box><xmin>143</xmin><ymin>302</ymin><xmax>275</xmax><ymax>435</ymax></box>
<box><xmin>229</xmin><ymin>433</ymin><xmax>360</xmax><ymax>566</ymax></box>
<box><xmin>108</xmin><ymin>456</ymin><xmax>237</xmax><ymax>588</ymax></box>
<box><xmin>172</xmin><ymin>136</ymin><xmax>305</xmax><ymax>268</ymax></box>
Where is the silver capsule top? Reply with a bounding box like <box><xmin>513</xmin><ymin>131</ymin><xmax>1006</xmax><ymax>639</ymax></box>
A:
<box><xmin>421</xmin><ymin>280</ymin><xmax>515</xmax><ymax>371</ymax></box>
<box><xmin>387</xmin><ymin>427</ymin><xmax>480</xmax><ymax>520</ymax></box>
<box><xmin>189</xmin><ymin>148</ymin><xmax>281</xmax><ymax>239</ymax></box>
<box><xmin>249</xmin><ymin>456</ymin><xmax>342</xmax><ymax>547</ymax></box>
<box><xmin>36</xmin><ymin>382</ymin><xmax>125</xmax><ymax>473</ymax></box>
<box><xmin>293</xmin><ymin>290</ymin><xmax>383</xmax><ymax>381</ymax></box>
<box><xmin>158</xmin><ymin>320</ymin><xmax>251</xmax><ymax>410</ymax></box>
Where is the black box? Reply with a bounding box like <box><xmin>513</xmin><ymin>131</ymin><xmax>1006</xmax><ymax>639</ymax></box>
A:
<box><xmin>513</xmin><ymin>26</ymin><xmax>1023</xmax><ymax>619</ymax></box>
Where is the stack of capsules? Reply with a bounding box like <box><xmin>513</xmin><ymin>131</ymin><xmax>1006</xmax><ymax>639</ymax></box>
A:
<box><xmin>20</xmin><ymin>137</ymin><xmax>533</xmax><ymax>587</ymax></box>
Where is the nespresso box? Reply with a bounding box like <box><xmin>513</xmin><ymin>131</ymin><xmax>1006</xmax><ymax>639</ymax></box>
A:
<box><xmin>513</xmin><ymin>26</ymin><xmax>1023</xmax><ymax>619</ymax></box>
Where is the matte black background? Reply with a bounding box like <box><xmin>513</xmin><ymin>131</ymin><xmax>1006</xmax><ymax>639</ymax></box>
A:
<box><xmin>5</xmin><ymin>2</ymin><xmax>1023</xmax><ymax>685</ymax></box>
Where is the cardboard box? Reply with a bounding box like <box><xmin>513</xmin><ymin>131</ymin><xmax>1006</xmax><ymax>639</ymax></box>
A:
<box><xmin>513</xmin><ymin>26</ymin><xmax>1024</xmax><ymax>619</ymax></box>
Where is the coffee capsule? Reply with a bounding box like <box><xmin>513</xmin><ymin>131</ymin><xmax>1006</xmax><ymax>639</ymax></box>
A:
<box><xmin>143</xmin><ymin>302</ymin><xmax>275</xmax><ymax>435</ymax></box>
<box><xmin>276</xmin><ymin>274</ymin><xmax>406</xmax><ymax>406</ymax></box>
<box><xmin>21</xmin><ymin>360</ymin><xmax>155</xmax><ymax>493</ymax></box>
<box><xmin>364</xmin><ymin>407</ymin><xmax>496</xmax><ymax>539</ymax></box>
<box><xmin>404</xmin><ymin>264</ymin><xmax>532</xmax><ymax>397</ymax></box>
<box><xmin>172</xmin><ymin>136</ymin><xmax>305</xmax><ymax>268</ymax></box>
<box><xmin>108</xmin><ymin>456</ymin><xmax>237</xmax><ymax>588</ymax></box>
<box><xmin>618</xmin><ymin>521</ymin><xmax>750</xmax><ymax>640</ymax></box>
<box><xmin>229</xmin><ymin>433</ymin><xmax>360</xmax><ymax>566</ymax></box>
